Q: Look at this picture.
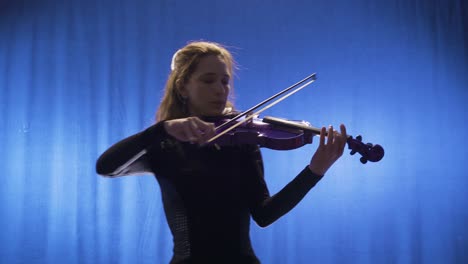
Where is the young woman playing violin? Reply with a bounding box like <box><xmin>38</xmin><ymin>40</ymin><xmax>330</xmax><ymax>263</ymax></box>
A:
<box><xmin>96</xmin><ymin>41</ymin><xmax>348</xmax><ymax>264</ymax></box>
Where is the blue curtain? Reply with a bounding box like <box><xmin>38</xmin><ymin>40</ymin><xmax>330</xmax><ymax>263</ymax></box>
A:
<box><xmin>1</xmin><ymin>0</ymin><xmax>467</xmax><ymax>263</ymax></box>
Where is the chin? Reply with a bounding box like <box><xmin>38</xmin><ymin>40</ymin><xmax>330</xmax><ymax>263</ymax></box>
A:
<box><xmin>205</xmin><ymin>108</ymin><xmax>225</xmax><ymax>117</ymax></box>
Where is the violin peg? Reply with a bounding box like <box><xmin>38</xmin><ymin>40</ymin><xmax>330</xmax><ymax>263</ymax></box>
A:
<box><xmin>350</xmin><ymin>150</ymin><xmax>357</xmax><ymax>155</ymax></box>
<box><xmin>356</xmin><ymin>135</ymin><xmax>363</xmax><ymax>142</ymax></box>
<box><xmin>360</xmin><ymin>157</ymin><xmax>368</xmax><ymax>164</ymax></box>
<box><xmin>366</xmin><ymin>143</ymin><xmax>373</xmax><ymax>148</ymax></box>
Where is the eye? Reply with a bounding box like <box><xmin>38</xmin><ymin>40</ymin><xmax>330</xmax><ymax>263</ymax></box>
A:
<box><xmin>201</xmin><ymin>78</ymin><xmax>215</xmax><ymax>84</ymax></box>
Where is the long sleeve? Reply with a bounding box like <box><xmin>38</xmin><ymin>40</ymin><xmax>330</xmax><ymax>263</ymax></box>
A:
<box><xmin>245</xmin><ymin>147</ymin><xmax>324</xmax><ymax>227</ymax></box>
<box><xmin>95</xmin><ymin>122</ymin><xmax>167</xmax><ymax>177</ymax></box>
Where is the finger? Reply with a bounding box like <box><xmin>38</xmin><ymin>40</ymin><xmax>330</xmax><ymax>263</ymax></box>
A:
<box><xmin>187</xmin><ymin>118</ymin><xmax>204</xmax><ymax>143</ymax></box>
<box><xmin>340</xmin><ymin>124</ymin><xmax>347</xmax><ymax>138</ymax></box>
<box><xmin>196</xmin><ymin>118</ymin><xmax>216</xmax><ymax>135</ymax></box>
<box><xmin>193</xmin><ymin>118</ymin><xmax>216</xmax><ymax>143</ymax></box>
<box><xmin>319</xmin><ymin>127</ymin><xmax>326</xmax><ymax>147</ymax></box>
<box><xmin>333</xmin><ymin>130</ymin><xmax>345</xmax><ymax>155</ymax></box>
<box><xmin>339</xmin><ymin>124</ymin><xmax>348</xmax><ymax>149</ymax></box>
<box><xmin>327</xmin><ymin>125</ymin><xmax>334</xmax><ymax>145</ymax></box>
<box><xmin>202</xmin><ymin>123</ymin><xmax>216</xmax><ymax>143</ymax></box>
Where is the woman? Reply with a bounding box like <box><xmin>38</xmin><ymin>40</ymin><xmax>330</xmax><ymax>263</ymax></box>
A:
<box><xmin>96</xmin><ymin>41</ymin><xmax>347</xmax><ymax>264</ymax></box>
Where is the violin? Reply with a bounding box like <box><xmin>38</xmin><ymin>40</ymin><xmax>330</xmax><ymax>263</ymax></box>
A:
<box><xmin>206</xmin><ymin>115</ymin><xmax>384</xmax><ymax>164</ymax></box>
<box><xmin>205</xmin><ymin>73</ymin><xmax>385</xmax><ymax>164</ymax></box>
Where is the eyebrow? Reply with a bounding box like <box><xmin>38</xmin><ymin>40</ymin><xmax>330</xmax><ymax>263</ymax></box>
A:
<box><xmin>198</xmin><ymin>73</ymin><xmax>230</xmax><ymax>78</ymax></box>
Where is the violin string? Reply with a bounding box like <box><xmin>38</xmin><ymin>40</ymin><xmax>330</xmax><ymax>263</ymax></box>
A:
<box><xmin>206</xmin><ymin>78</ymin><xmax>317</xmax><ymax>144</ymax></box>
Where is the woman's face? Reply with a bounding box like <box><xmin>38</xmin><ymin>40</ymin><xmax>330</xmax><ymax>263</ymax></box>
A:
<box><xmin>181</xmin><ymin>55</ymin><xmax>230</xmax><ymax>117</ymax></box>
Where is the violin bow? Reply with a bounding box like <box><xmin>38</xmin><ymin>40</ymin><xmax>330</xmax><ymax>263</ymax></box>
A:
<box><xmin>206</xmin><ymin>73</ymin><xmax>317</xmax><ymax>143</ymax></box>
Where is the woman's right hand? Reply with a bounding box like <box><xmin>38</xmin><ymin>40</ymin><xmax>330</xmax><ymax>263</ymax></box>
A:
<box><xmin>163</xmin><ymin>117</ymin><xmax>216</xmax><ymax>144</ymax></box>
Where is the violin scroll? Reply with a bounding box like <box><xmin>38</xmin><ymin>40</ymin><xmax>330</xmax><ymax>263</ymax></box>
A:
<box><xmin>347</xmin><ymin>135</ymin><xmax>384</xmax><ymax>164</ymax></box>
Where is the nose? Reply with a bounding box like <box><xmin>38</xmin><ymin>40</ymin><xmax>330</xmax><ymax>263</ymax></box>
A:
<box><xmin>214</xmin><ymin>80</ymin><xmax>228</xmax><ymax>95</ymax></box>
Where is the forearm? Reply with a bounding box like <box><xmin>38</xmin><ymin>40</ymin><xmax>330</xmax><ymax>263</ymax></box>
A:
<box><xmin>95</xmin><ymin>122</ymin><xmax>166</xmax><ymax>176</ymax></box>
<box><xmin>251</xmin><ymin>166</ymin><xmax>323</xmax><ymax>227</ymax></box>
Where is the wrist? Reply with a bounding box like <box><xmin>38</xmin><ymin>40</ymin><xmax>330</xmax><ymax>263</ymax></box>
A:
<box><xmin>308</xmin><ymin>164</ymin><xmax>325</xmax><ymax>176</ymax></box>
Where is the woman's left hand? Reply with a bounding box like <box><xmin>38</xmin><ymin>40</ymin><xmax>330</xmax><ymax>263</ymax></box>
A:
<box><xmin>308</xmin><ymin>124</ymin><xmax>347</xmax><ymax>176</ymax></box>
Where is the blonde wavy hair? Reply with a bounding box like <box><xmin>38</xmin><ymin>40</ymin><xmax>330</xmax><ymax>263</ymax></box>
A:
<box><xmin>156</xmin><ymin>41</ymin><xmax>236</xmax><ymax>121</ymax></box>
